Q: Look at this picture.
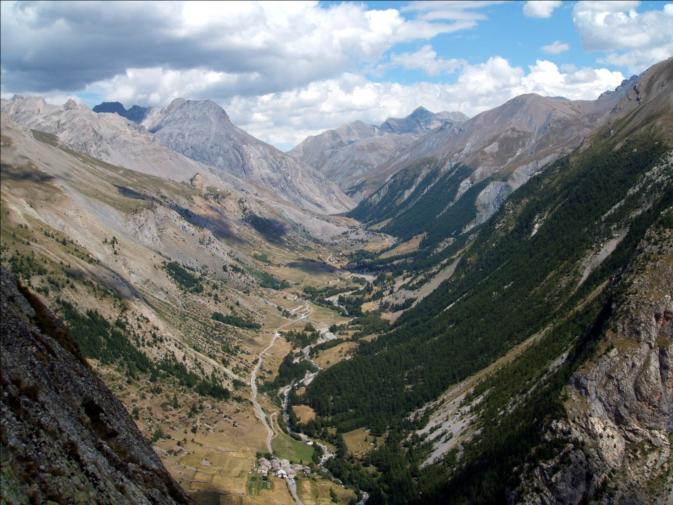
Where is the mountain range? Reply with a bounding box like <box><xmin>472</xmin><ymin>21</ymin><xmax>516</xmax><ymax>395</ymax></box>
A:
<box><xmin>1</xmin><ymin>57</ymin><xmax>671</xmax><ymax>505</ymax></box>
<box><xmin>93</xmin><ymin>101</ymin><xmax>150</xmax><ymax>123</ymax></box>
<box><xmin>2</xmin><ymin>95</ymin><xmax>352</xmax><ymax>215</ymax></box>
<box><xmin>289</xmin><ymin>107</ymin><xmax>468</xmax><ymax>200</ymax></box>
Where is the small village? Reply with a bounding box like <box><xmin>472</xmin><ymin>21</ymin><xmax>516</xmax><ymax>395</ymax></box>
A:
<box><xmin>255</xmin><ymin>457</ymin><xmax>312</xmax><ymax>480</ymax></box>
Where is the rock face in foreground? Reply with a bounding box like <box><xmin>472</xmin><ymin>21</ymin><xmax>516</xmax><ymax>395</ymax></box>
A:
<box><xmin>0</xmin><ymin>269</ymin><xmax>192</xmax><ymax>505</ymax></box>
<box><xmin>511</xmin><ymin>224</ymin><xmax>673</xmax><ymax>505</ymax></box>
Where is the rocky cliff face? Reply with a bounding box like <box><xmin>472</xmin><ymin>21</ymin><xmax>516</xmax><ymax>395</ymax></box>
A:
<box><xmin>0</xmin><ymin>269</ymin><xmax>193</xmax><ymax>505</ymax></box>
<box><xmin>511</xmin><ymin>222</ymin><xmax>673</xmax><ymax>505</ymax></box>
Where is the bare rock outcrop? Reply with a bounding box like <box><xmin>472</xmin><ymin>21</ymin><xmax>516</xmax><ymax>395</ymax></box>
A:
<box><xmin>511</xmin><ymin>223</ymin><xmax>673</xmax><ymax>505</ymax></box>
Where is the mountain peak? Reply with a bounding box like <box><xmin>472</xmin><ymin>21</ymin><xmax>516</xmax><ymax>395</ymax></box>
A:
<box><xmin>410</xmin><ymin>105</ymin><xmax>431</xmax><ymax>116</ymax></box>
<box><xmin>164</xmin><ymin>98</ymin><xmax>231</xmax><ymax>123</ymax></box>
<box><xmin>93</xmin><ymin>101</ymin><xmax>126</xmax><ymax>114</ymax></box>
<box><xmin>63</xmin><ymin>98</ymin><xmax>84</xmax><ymax>110</ymax></box>
<box><xmin>140</xmin><ymin>97</ymin><xmax>351</xmax><ymax>213</ymax></box>
<box><xmin>380</xmin><ymin>106</ymin><xmax>464</xmax><ymax>134</ymax></box>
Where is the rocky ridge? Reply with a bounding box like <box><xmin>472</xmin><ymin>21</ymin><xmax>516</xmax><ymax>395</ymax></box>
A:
<box><xmin>1</xmin><ymin>96</ymin><xmax>217</xmax><ymax>184</ymax></box>
<box><xmin>351</xmin><ymin>58</ymin><xmax>673</xmax><ymax>239</ymax></box>
<box><xmin>93</xmin><ymin>101</ymin><xmax>150</xmax><ymax>123</ymax></box>
<box><xmin>0</xmin><ymin>100</ymin><xmax>362</xmax><ymax>244</ymax></box>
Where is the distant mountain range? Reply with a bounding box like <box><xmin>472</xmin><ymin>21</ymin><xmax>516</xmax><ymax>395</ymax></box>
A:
<box><xmin>344</xmin><ymin>77</ymin><xmax>646</xmax><ymax>250</ymax></box>
<box><xmin>93</xmin><ymin>101</ymin><xmax>150</xmax><ymax>123</ymax></box>
<box><xmin>289</xmin><ymin>107</ymin><xmax>468</xmax><ymax>200</ymax></box>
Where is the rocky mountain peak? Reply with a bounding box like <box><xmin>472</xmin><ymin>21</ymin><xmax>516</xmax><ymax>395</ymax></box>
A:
<box><xmin>63</xmin><ymin>98</ymin><xmax>84</xmax><ymax>110</ymax></box>
<box><xmin>409</xmin><ymin>105</ymin><xmax>432</xmax><ymax>118</ymax></box>
<box><xmin>598</xmin><ymin>74</ymin><xmax>638</xmax><ymax>101</ymax></box>
<box><xmin>141</xmin><ymin>97</ymin><xmax>352</xmax><ymax>213</ymax></box>
<box><xmin>380</xmin><ymin>106</ymin><xmax>465</xmax><ymax>134</ymax></box>
<box><xmin>93</xmin><ymin>100</ymin><xmax>126</xmax><ymax>114</ymax></box>
<box><xmin>174</xmin><ymin>98</ymin><xmax>230</xmax><ymax>121</ymax></box>
<box><xmin>2</xmin><ymin>95</ymin><xmax>57</xmax><ymax>122</ymax></box>
<box><xmin>143</xmin><ymin>98</ymin><xmax>232</xmax><ymax>132</ymax></box>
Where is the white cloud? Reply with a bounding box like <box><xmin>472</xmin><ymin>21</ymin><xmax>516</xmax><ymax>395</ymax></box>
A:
<box><xmin>523</xmin><ymin>1</ymin><xmax>562</xmax><ymax>18</ymax></box>
<box><xmin>573</xmin><ymin>1</ymin><xmax>673</xmax><ymax>73</ymax></box>
<box><xmin>214</xmin><ymin>58</ymin><xmax>623</xmax><ymax>148</ymax></box>
<box><xmin>0</xmin><ymin>1</ymin><xmax>472</xmax><ymax>94</ymax></box>
<box><xmin>403</xmin><ymin>1</ymin><xmax>503</xmax><ymax>25</ymax></box>
<box><xmin>387</xmin><ymin>45</ymin><xmax>466</xmax><ymax>76</ymax></box>
<box><xmin>85</xmin><ymin>67</ymin><xmax>246</xmax><ymax>107</ymax></box>
<box><xmin>0</xmin><ymin>0</ymin><xmax>635</xmax><ymax>151</ymax></box>
<box><xmin>520</xmin><ymin>60</ymin><xmax>623</xmax><ymax>98</ymax></box>
<box><xmin>542</xmin><ymin>41</ymin><xmax>570</xmax><ymax>54</ymax></box>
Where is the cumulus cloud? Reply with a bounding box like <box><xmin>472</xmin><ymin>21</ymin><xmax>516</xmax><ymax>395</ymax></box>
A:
<box><xmin>218</xmin><ymin>58</ymin><xmax>623</xmax><ymax>148</ymax></box>
<box><xmin>542</xmin><ymin>41</ymin><xmax>570</xmax><ymax>54</ymax></box>
<box><xmin>573</xmin><ymin>1</ymin><xmax>673</xmax><ymax>73</ymax></box>
<box><xmin>387</xmin><ymin>45</ymin><xmax>466</xmax><ymax>76</ymax></box>
<box><xmin>523</xmin><ymin>1</ymin><xmax>562</xmax><ymax>18</ymax></box>
<box><xmin>0</xmin><ymin>0</ymin><xmax>636</xmax><ymax>150</ymax></box>
<box><xmin>0</xmin><ymin>0</ymin><xmax>468</xmax><ymax>95</ymax></box>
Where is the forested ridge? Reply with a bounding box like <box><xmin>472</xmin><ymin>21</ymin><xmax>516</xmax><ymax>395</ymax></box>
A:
<box><xmin>298</xmin><ymin>131</ymin><xmax>673</xmax><ymax>503</ymax></box>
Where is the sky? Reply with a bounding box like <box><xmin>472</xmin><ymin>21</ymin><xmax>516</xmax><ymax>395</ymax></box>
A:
<box><xmin>1</xmin><ymin>1</ymin><xmax>672</xmax><ymax>150</ymax></box>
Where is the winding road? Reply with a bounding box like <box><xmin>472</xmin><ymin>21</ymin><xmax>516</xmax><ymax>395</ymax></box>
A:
<box><xmin>249</xmin><ymin>305</ymin><xmax>310</xmax><ymax>505</ymax></box>
<box><xmin>250</xmin><ymin>329</ymin><xmax>281</xmax><ymax>454</ymax></box>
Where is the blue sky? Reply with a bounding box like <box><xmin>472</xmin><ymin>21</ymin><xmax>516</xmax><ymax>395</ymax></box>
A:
<box><xmin>1</xmin><ymin>1</ymin><xmax>672</xmax><ymax>148</ymax></box>
<box><xmin>366</xmin><ymin>1</ymin><xmax>669</xmax><ymax>85</ymax></box>
<box><xmin>373</xmin><ymin>1</ymin><xmax>587</xmax><ymax>82</ymax></box>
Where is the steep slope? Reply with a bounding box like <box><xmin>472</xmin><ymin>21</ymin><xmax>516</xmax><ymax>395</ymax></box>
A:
<box><xmin>295</xmin><ymin>59</ymin><xmax>673</xmax><ymax>505</ymax></box>
<box><xmin>0</xmin><ymin>268</ymin><xmax>192</xmax><ymax>505</ymax></box>
<box><xmin>1</xmin><ymin>111</ymin><xmax>368</xmax><ymax>505</ymax></box>
<box><xmin>512</xmin><ymin>222</ymin><xmax>673</xmax><ymax>504</ymax></box>
<box><xmin>143</xmin><ymin>98</ymin><xmax>353</xmax><ymax>214</ymax></box>
<box><xmin>289</xmin><ymin>108</ymin><xmax>466</xmax><ymax>200</ymax></box>
<box><xmin>348</xmin><ymin>69</ymin><xmax>651</xmax><ymax>250</ymax></box>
